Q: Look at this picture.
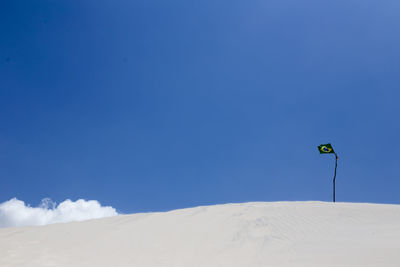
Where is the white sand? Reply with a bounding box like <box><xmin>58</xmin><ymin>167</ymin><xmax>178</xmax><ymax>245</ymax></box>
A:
<box><xmin>1</xmin><ymin>201</ymin><xmax>399</xmax><ymax>267</ymax></box>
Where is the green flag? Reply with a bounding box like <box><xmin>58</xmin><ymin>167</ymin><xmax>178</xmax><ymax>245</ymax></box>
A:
<box><xmin>318</xmin><ymin>143</ymin><xmax>335</xmax><ymax>154</ymax></box>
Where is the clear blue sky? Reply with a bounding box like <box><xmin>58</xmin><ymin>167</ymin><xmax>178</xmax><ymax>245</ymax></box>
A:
<box><xmin>1</xmin><ymin>0</ymin><xmax>399</xmax><ymax>213</ymax></box>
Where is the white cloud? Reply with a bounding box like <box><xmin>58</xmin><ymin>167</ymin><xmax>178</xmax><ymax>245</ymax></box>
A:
<box><xmin>0</xmin><ymin>198</ymin><xmax>118</xmax><ymax>228</ymax></box>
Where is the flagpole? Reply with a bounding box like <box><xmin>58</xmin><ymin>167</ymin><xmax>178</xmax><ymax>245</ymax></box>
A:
<box><xmin>333</xmin><ymin>153</ymin><xmax>338</xmax><ymax>202</ymax></box>
<box><xmin>317</xmin><ymin>143</ymin><xmax>338</xmax><ymax>202</ymax></box>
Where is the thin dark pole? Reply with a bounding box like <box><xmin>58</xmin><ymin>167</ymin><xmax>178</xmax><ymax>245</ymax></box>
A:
<box><xmin>333</xmin><ymin>153</ymin><xmax>338</xmax><ymax>202</ymax></box>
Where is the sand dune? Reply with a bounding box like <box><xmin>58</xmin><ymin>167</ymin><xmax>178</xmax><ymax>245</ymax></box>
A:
<box><xmin>1</xmin><ymin>201</ymin><xmax>399</xmax><ymax>267</ymax></box>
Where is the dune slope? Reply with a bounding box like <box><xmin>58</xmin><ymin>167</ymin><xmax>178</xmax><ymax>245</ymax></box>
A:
<box><xmin>1</xmin><ymin>201</ymin><xmax>400</xmax><ymax>267</ymax></box>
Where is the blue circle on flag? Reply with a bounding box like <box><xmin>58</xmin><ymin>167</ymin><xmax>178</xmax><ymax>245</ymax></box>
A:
<box><xmin>322</xmin><ymin>146</ymin><xmax>331</xmax><ymax>152</ymax></box>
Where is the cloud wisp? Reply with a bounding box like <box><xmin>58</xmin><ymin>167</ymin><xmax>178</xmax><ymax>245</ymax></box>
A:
<box><xmin>0</xmin><ymin>198</ymin><xmax>118</xmax><ymax>228</ymax></box>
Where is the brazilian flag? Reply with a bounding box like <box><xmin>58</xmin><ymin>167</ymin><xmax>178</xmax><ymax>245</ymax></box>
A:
<box><xmin>318</xmin><ymin>143</ymin><xmax>335</xmax><ymax>154</ymax></box>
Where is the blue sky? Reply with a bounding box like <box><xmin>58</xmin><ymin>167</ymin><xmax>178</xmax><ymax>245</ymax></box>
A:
<box><xmin>1</xmin><ymin>0</ymin><xmax>400</xmax><ymax>213</ymax></box>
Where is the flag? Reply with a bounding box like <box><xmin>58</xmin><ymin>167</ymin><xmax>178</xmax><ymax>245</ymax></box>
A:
<box><xmin>318</xmin><ymin>143</ymin><xmax>335</xmax><ymax>154</ymax></box>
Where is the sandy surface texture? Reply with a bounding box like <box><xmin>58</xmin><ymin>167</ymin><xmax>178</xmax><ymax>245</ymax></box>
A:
<box><xmin>1</xmin><ymin>201</ymin><xmax>399</xmax><ymax>267</ymax></box>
